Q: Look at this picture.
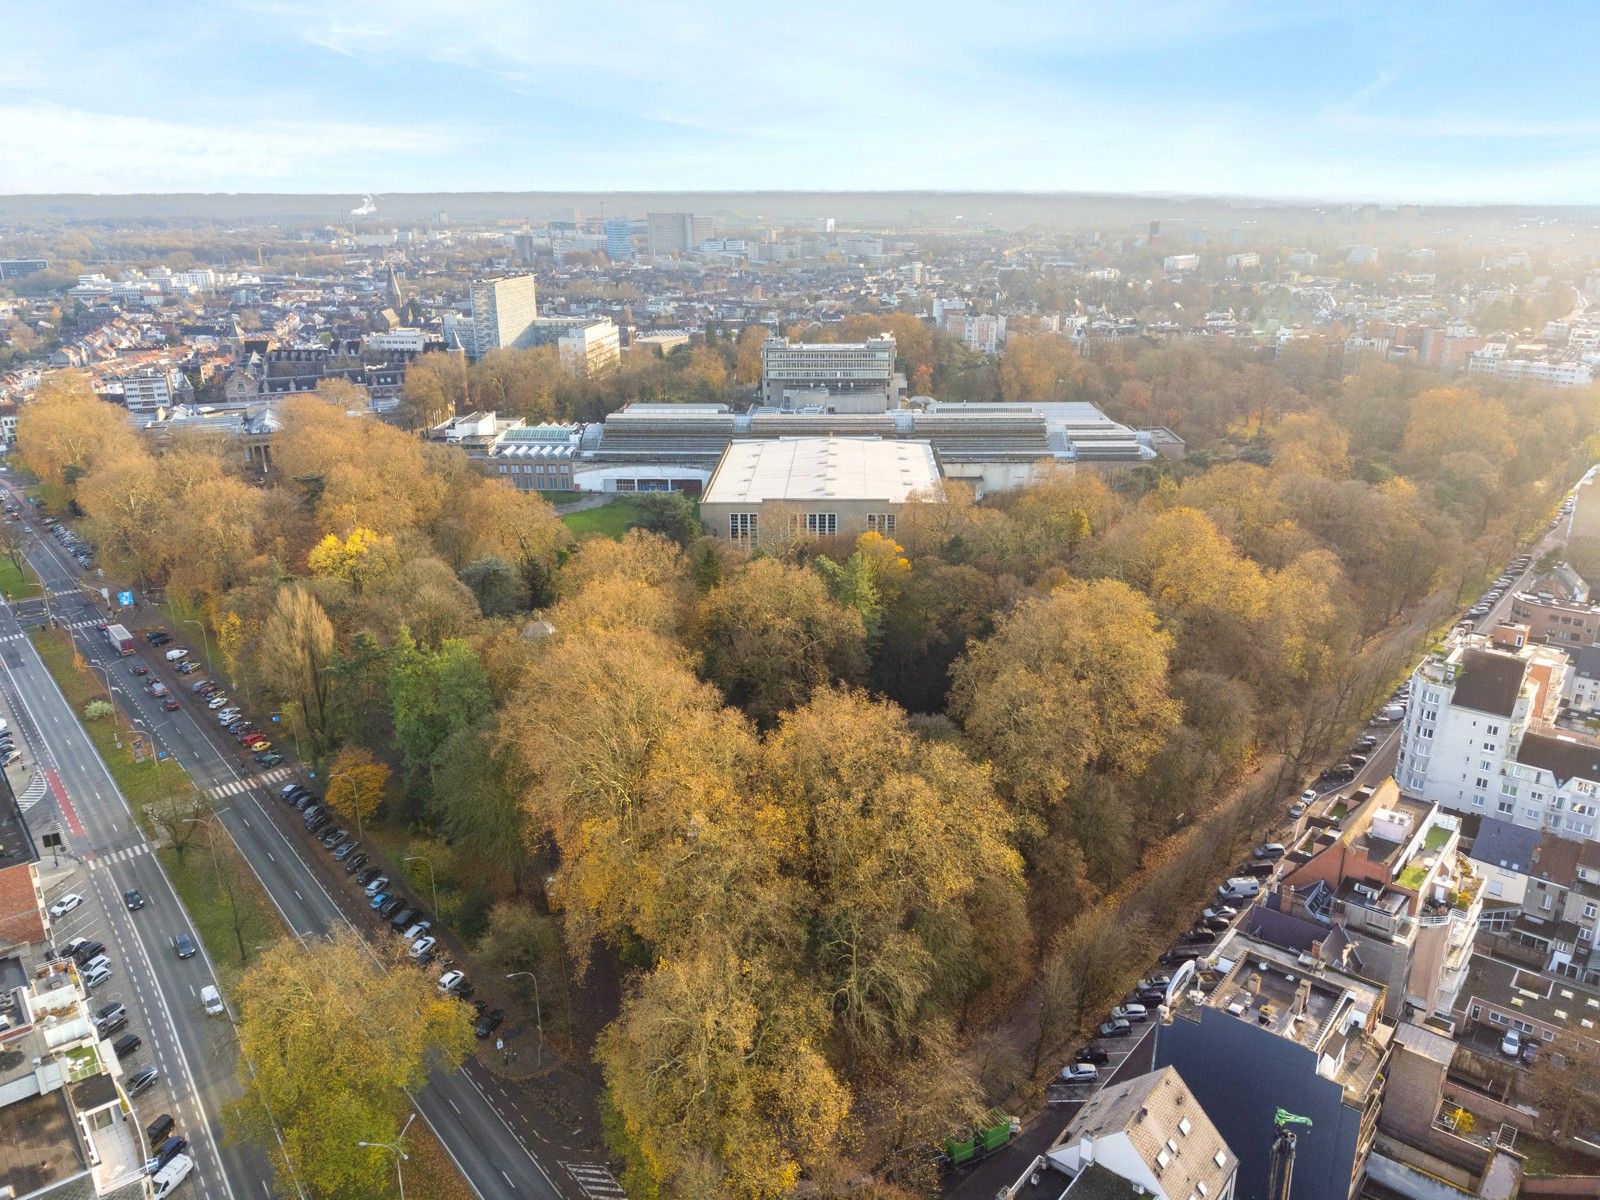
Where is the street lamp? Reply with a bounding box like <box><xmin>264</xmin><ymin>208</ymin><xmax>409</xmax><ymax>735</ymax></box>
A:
<box><xmin>357</xmin><ymin>1112</ymin><xmax>415</xmax><ymax>1200</ymax></box>
<box><xmin>88</xmin><ymin>663</ymin><xmax>122</xmax><ymax>748</ymax></box>
<box><xmin>403</xmin><ymin>856</ymin><xmax>437</xmax><ymax>916</ymax></box>
<box><xmin>506</xmin><ymin>971</ymin><xmax>543</xmax><ymax>1067</ymax></box>
<box><xmin>181</xmin><ymin>618</ymin><xmax>216</xmax><ymax>681</ymax></box>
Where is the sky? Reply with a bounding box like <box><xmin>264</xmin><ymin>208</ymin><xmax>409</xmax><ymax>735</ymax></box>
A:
<box><xmin>2</xmin><ymin>0</ymin><xmax>1598</xmax><ymax>203</ymax></box>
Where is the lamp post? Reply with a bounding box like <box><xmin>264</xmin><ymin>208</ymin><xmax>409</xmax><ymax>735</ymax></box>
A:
<box><xmin>181</xmin><ymin>618</ymin><xmax>216</xmax><ymax>680</ymax></box>
<box><xmin>358</xmin><ymin>1112</ymin><xmax>415</xmax><ymax>1200</ymax></box>
<box><xmin>506</xmin><ymin>971</ymin><xmax>543</xmax><ymax>1067</ymax></box>
<box><xmin>403</xmin><ymin>856</ymin><xmax>437</xmax><ymax>916</ymax></box>
<box><xmin>89</xmin><ymin>663</ymin><xmax>122</xmax><ymax>748</ymax></box>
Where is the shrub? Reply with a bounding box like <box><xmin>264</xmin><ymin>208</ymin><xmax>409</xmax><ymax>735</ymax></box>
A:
<box><xmin>84</xmin><ymin>699</ymin><xmax>113</xmax><ymax>721</ymax></box>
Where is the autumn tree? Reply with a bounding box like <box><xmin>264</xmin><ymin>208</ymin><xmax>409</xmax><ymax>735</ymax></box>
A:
<box><xmin>694</xmin><ymin>558</ymin><xmax>867</xmax><ymax>726</ymax></box>
<box><xmin>950</xmin><ymin>578</ymin><xmax>1181</xmax><ymax>831</ymax></box>
<box><xmin>324</xmin><ymin>746</ymin><xmax>390</xmax><ymax>825</ymax></box>
<box><xmin>734</xmin><ymin>325</ymin><xmax>770</xmax><ymax>384</ymax></box>
<box><xmin>997</xmin><ymin>332</ymin><xmax>1083</xmax><ymax>402</ymax></box>
<box><xmin>307</xmin><ymin>527</ymin><xmax>401</xmax><ymax>593</ymax></box>
<box><xmin>1525</xmin><ymin>1034</ymin><xmax>1600</xmax><ymax>1140</ymax></box>
<box><xmin>16</xmin><ymin>372</ymin><xmax>142</xmax><ymax>509</ymax></box>
<box><xmin>255</xmin><ymin>585</ymin><xmax>337</xmax><ymax>761</ymax></box>
<box><xmin>597</xmin><ymin>940</ymin><xmax>850</xmax><ymax>1200</ymax></box>
<box><xmin>75</xmin><ymin>444</ymin><xmax>171</xmax><ymax>585</ymax></box>
<box><xmin>227</xmin><ymin>930</ymin><xmax>474</xmax><ymax>1199</ymax></box>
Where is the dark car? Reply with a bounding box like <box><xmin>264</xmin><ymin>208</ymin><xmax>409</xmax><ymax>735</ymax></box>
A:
<box><xmin>145</xmin><ymin>1114</ymin><xmax>175</xmax><ymax>1146</ymax></box>
<box><xmin>147</xmin><ymin>1135</ymin><xmax>189</xmax><ymax>1174</ymax></box>
<box><xmin>389</xmin><ymin>905</ymin><xmax>421</xmax><ymax>931</ymax></box>
<box><xmin>1161</xmin><ymin>948</ymin><xmax>1202</xmax><ymax>965</ymax></box>
<box><xmin>172</xmin><ymin>933</ymin><xmax>197</xmax><ymax>960</ymax></box>
<box><xmin>71</xmin><ymin>940</ymin><xmax>106</xmax><ymax>965</ymax></box>
<box><xmin>256</xmin><ymin>751</ymin><xmax>284</xmax><ymax>766</ymax></box>
<box><xmin>334</xmin><ymin>841</ymin><xmax>360</xmax><ymax>863</ymax></box>
<box><xmin>1097</xmin><ymin>1019</ymin><xmax>1132</xmax><ymax>1039</ymax></box>
<box><xmin>131</xmin><ymin>664</ymin><xmax>149</xmax><ymax>676</ymax></box>
<box><xmin>320</xmin><ymin>827</ymin><xmax>346</xmax><ymax>847</ymax></box>
<box><xmin>306</xmin><ymin>814</ymin><xmax>331</xmax><ymax>834</ymax></box>
<box><xmin>127</xmin><ymin>1067</ymin><xmax>159</xmax><ymax>1097</ymax></box>
<box><xmin>294</xmin><ymin>793</ymin><xmax>315</xmax><ymax>812</ymax></box>
<box><xmin>147</xmin><ymin>632</ymin><xmax>172</xmax><ymax>646</ymax></box>
<box><xmin>343</xmin><ymin>853</ymin><xmax>370</xmax><ymax>874</ymax></box>
<box><xmin>378</xmin><ymin>897</ymin><xmax>407</xmax><ymax>919</ymax></box>
<box><xmin>124</xmin><ymin>889</ymin><xmax>145</xmax><ymax>911</ymax></box>
<box><xmin>1180</xmin><ymin>929</ymin><xmax>1216</xmax><ymax>945</ymax></box>
<box><xmin>1075</xmin><ymin>1046</ymin><xmax>1110</xmax><ymax>1064</ymax></box>
<box><xmin>113</xmin><ymin>1032</ymin><xmax>142</xmax><ymax>1059</ymax></box>
<box><xmin>99</xmin><ymin>1014</ymin><xmax>129</xmax><ymax>1037</ymax></box>
<box><xmin>474</xmin><ymin>1009</ymin><xmax>505</xmax><ymax>1040</ymax></box>
<box><xmin>94</xmin><ymin>1001</ymin><xmax>126</xmax><ymax>1026</ymax></box>
<box><xmin>357</xmin><ymin>867</ymin><xmax>382</xmax><ymax>886</ymax></box>
<box><xmin>1137</xmin><ymin>986</ymin><xmax>1167</xmax><ymax>1004</ymax></box>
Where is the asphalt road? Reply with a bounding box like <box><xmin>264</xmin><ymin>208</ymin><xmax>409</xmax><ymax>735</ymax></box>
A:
<box><xmin>4</xmin><ymin>486</ymin><xmax>612</xmax><ymax>1200</ymax></box>
<box><xmin>0</xmin><ymin>585</ymin><xmax>261</xmax><ymax>1200</ymax></box>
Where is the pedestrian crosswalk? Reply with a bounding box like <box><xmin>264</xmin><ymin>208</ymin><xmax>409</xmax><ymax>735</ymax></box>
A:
<box><xmin>17</xmin><ymin>774</ymin><xmax>47</xmax><ymax>811</ymax></box>
<box><xmin>205</xmin><ymin>766</ymin><xmax>295</xmax><ymax>799</ymax></box>
<box><xmin>562</xmin><ymin>1163</ymin><xmax>625</xmax><ymax>1199</ymax></box>
<box><xmin>88</xmin><ymin>843</ymin><xmax>151</xmax><ymax>870</ymax></box>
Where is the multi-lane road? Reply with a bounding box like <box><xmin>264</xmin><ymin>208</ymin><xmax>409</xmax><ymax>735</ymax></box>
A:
<box><xmin>2</xmin><ymin>483</ymin><xmax>620</xmax><ymax>1200</ymax></box>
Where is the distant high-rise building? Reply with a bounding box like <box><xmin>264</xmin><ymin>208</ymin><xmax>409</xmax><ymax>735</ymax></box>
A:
<box><xmin>514</xmin><ymin>233</ymin><xmax>537</xmax><ymax>264</ymax></box>
<box><xmin>604</xmin><ymin>218</ymin><xmax>634</xmax><ymax>262</ymax></box>
<box><xmin>816</xmin><ymin>217</ymin><xmax>835</xmax><ymax>234</ymax></box>
<box><xmin>647</xmin><ymin>212</ymin><xmax>713</xmax><ymax>256</ymax></box>
<box><xmin>469</xmin><ymin>275</ymin><xmax>540</xmax><ymax>358</ymax></box>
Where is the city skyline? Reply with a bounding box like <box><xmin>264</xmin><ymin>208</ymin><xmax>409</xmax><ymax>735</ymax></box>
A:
<box><xmin>3</xmin><ymin>0</ymin><xmax>1598</xmax><ymax>202</ymax></box>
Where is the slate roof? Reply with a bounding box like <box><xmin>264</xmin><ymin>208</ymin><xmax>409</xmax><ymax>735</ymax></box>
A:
<box><xmin>1468</xmin><ymin>817</ymin><xmax>1542</xmax><ymax>874</ymax></box>
<box><xmin>1516</xmin><ymin>731</ymin><xmax>1600</xmax><ymax>786</ymax></box>
<box><xmin>1452</xmin><ymin>649</ymin><xmax>1527</xmax><ymax>718</ymax></box>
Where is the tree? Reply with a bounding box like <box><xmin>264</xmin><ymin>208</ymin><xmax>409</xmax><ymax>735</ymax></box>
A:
<box><xmin>307</xmin><ymin>527</ymin><xmax>400</xmax><ymax>593</ymax></box>
<box><xmin>324</xmin><ymin>746</ymin><xmax>390</xmax><ymax>825</ymax></box>
<box><xmin>14</xmin><ymin>371</ymin><xmax>140</xmax><ymax>508</ymax></box>
<box><xmin>147</xmin><ymin>791</ymin><xmax>209</xmax><ymax>866</ymax></box>
<box><xmin>734</xmin><ymin>325</ymin><xmax>770</xmax><ymax>385</ymax></box>
<box><xmin>431</xmin><ymin>722</ymin><xmax>528</xmax><ymax>891</ymax></box>
<box><xmin>1033</xmin><ymin>907</ymin><xmax>1152</xmax><ymax>1072</ymax></box>
<box><xmin>255</xmin><ymin>585</ymin><xmax>337</xmax><ymax>761</ymax></box>
<box><xmin>597</xmin><ymin>940</ymin><xmax>850</xmax><ymax>1200</ymax></box>
<box><xmin>77</xmin><ymin>445</ymin><xmax>172</xmax><ymax>585</ymax></box>
<box><xmin>694</xmin><ymin>559</ymin><xmax>867</xmax><ymax>727</ymax></box>
<box><xmin>1526</xmin><ymin>1034</ymin><xmax>1600</xmax><ymax>1141</ymax></box>
<box><xmin>226</xmin><ymin>930</ymin><xmax>474</xmax><ymax>1199</ymax></box>
<box><xmin>460</xmin><ymin>555</ymin><xmax>524</xmax><ymax>616</ymax></box>
<box><xmin>388</xmin><ymin>631</ymin><xmax>493</xmax><ymax>788</ymax></box>
<box><xmin>950</xmin><ymin>579</ymin><xmax>1181</xmax><ymax>825</ymax></box>
<box><xmin>997</xmin><ymin>333</ymin><xmax>1082</xmax><ymax>402</ymax></box>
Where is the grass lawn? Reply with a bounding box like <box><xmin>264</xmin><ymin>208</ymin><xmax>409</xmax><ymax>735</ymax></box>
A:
<box><xmin>542</xmin><ymin>490</ymin><xmax>587</xmax><ymax>505</ymax></box>
<box><xmin>0</xmin><ymin>555</ymin><xmax>41</xmax><ymax>599</ymax></box>
<box><xmin>561</xmin><ymin>498</ymin><xmax>644</xmax><ymax>540</ymax></box>
<box><xmin>1520</xmin><ymin>1136</ymin><xmax>1600</xmax><ymax>1178</ymax></box>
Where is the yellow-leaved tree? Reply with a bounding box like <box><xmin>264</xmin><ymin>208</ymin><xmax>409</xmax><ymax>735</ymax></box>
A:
<box><xmin>324</xmin><ymin>746</ymin><xmax>390</xmax><ymax>825</ymax></box>
<box><xmin>226</xmin><ymin>930</ymin><xmax>474</xmax><ymax>1199</ymax></box>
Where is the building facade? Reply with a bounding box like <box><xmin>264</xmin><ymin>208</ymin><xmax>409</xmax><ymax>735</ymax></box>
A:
<box><xmin>646</xmin><ymin>212</ymin><xmax>712</xmax><ymax>257</ymax></box>
<box><xmin>759</xmin><ymin>335</ymin><xmax>898</xmax><ymax>408</ymax></box>
<box><xmin>468</xmin><ymin>275</ymin><xmax>540</xmax><ymax>357</ymax></box>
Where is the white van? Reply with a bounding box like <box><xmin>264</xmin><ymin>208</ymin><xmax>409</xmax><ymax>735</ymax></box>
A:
<box><xmin>200</xmin><ymin>985</ymin><xmax>225</xmax><ymax>1016</ymax></box>
<box><xmin>1217</xmin><ymin>877</ymin><xmax>1262</xmax><ymax>901</ymax></box>
<box><xmin>151</xmin><ymin>1153</ymin><xmax>194</xmax><ymax>1198</ymax></box>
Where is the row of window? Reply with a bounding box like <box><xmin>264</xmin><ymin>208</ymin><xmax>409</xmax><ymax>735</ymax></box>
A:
<box><xmin>496</xmin><ymin>463</ymin><xmax>570</xmax><ymax>477</ymax></box>
<box><xmin>727</xmin><ymin>512</ymin><xmax>897</xmax><ymax>542</ymax></box>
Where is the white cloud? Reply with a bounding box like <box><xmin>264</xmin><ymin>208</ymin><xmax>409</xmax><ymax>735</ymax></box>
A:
<box><xmin>0</xmin><ymin>104</ymin><xmax>464</xmax><ymax>193</ymax></box>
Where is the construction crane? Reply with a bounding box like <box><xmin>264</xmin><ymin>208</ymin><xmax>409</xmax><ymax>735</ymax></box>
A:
<box><xmin>1267</xmin><ymin>1109</ymin><xmax>1313</xmax><ymax>1200</ymax></box>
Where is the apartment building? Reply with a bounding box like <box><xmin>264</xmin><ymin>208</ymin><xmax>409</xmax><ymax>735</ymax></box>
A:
<box><xmin>603</xmin><ymin>218</ymin><xmax>634</xmax><ymax>263</ymax></box>
<box><xmin>1393</xmin><ymin>632</ymin><xmax>1600</xmax><ymax>841</ymax></box>
<box><xmin>120</xmin><ymin>367</ymin><xmax>193</xmax><ymax>414</ymax></box>
<box><xmin>1276</xmin><ymin>779</ymin><xmax>1483</xmax><ymax>1021</ymax></box>
<box><xmin>999</xmin><ymin>1068</ymin><xmax>1238</xmax><ymax>1200</ymax></box>
<box><xmin>646</xmin><ymin>212</ymin><xmax>712</xmax><ymax>257</ymax></box>
<box><xmin>1509</xmin><ymin>589</ymin><xmax>1600</xmax><ymax>647</ymax></box>
<box><xmin>759</xmin><ymin>335</ymin><xmax>899</xmax><ymax>409</ymax></box>
<box><xmin>1465</xmin><ymin>352</ymin><xmax>1593</xmax><ymax>389</ymax></box>
<box><xmin>1469</xmin><ymin>817</ymin><xmax>1600</xmax><ymax>983</ymax></box>
<box><xmin>1154</xmin><ymin>917</ymin><xmax>1391</xmax><ymax>1200</ymax></box>
<box><xmin>468</xmin><ymin>274</ymin><xmax>540</xmax><ymax>357</ymax></box>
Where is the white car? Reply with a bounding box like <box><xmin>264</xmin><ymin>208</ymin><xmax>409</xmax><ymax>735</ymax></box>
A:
<box><xmin>207</xmin><ymin>695</ymin><xmax>230</xmax><ymax>709</ymax></box>
<box><xmin>409</xmin><ymin>936</ymin><xmax>436</xmax><ymax>959</ymax></box>
<box><xmin>1111</xmin><ymin>1003</ymin><xmax>1149</xmax><ymax>1022</ymax></box>
<box><xmin>1060</xmin><ymin>1063</ymin><xmax>1098</xmax><ymax>1082</ymax></box>
<box><xmin>1300</xmin><ymin>788</ymin><xmax>1317</xmax><ymax>803</ymax></box>
<box><xmin>49</xmin><ymin>892</ymin><xmax>85</xmax><ymax>918</ymax></box>
<box><xmin>402</xmin><ymin>921</ymin><xmax>432</xmax><ymax>942</ymax></box>
<box><xmin>437</xmin><ymin>969</ymin><xmax>465</xmax><ymax>993</ymax></box>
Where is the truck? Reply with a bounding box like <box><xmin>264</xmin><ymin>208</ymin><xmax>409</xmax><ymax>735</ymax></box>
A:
<box><xmin>941</xmin><ymin>1108</ymin><xmax>1019</xmax><ymax>1168</ymax></box>
<box><xmin>105</xmin><ymin>624</ymin><xmax>135</xmax><ymax>656</ymax></box>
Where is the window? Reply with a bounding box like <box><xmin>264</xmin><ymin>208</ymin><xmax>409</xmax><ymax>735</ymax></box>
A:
<box><xmin>1488</xmin><ymin>724</ymin><xmax>1502</xmax><ymax>735</ymax></box>
<box><xmin>1498</xmin><ymin>800</ymin><xmax>1514</xmax><ymax>814</ymax></box>
<box><xmin>1586</xmin><ymin>903</ymin><xmax>1598</xmax><ymax>920</ymax></box>
<box><xmin>1178</xmin><ymin>1118</ymin><xmax>1192</xmax><ymax>1136</ymax></box>
<box><xmin>729</xmin><ymin>513</ymin><xmax>758</xmax><ymax>543</ymax></box>
<box><xmin>866</xmin><ymin>513</ymin><xmax>897</xmax><ymax>535</ymax></box>
<box><xmin>1214</xmin><ymin>1151</ymin><xmax>1228</xmax><ymax>1169</ymax></box>
<box><xmin>1488</xmin><ymin>1011</ymin><xmax>1507</xmax><ymax>1025</ymax></box>
<box><xmin>1477</xmin><ymin>777</ymin><xmax>1492</xmax><ymax>790</ymax></box>
<box><xmin>804</xmin><ymin>512</ymin><xmax>838</xmax><ymax>536</ymax></box>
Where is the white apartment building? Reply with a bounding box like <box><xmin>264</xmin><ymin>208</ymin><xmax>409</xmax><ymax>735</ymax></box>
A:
<box><xmin>554</xmin><ymin>319</ymin><xmax>621</xmax><ymax>375</ymax></box>
<box><xmin>468</xmin><ymin>275</ymin><xmax>540</xmax><ymax>358</ymax></box>
<box><xmin>365</xmin><ymin>328</ymin><xmax>428</xmax><ymax>354</ymax></box>
<box><xmin>959</xmin><ymin>313</ymin><xmax>1006</xmax><ymax>355</ymax></box>
<box><xmin>1397</xmin><ymin>634</ymin><xmax>1600</xmax><ymax>841</ymax></box>
<box><xmin>1465</xmin><ymin>352</ymin><xmax>1593</xmax><ymax>389</ymax></box>
<box><xmin>1161</xmin><ymin>254</ymin><xmax>1200</xmax><ymax>272</ymax></box>
<box><xmin>759</xmin><ymin>335</ymin><xmax>899</xmax><ymax>408</ymax></box>
<box><xmin>121</xmin><ymin>367</ymin><xmax>191</xmax><ymax>414</ymax></box>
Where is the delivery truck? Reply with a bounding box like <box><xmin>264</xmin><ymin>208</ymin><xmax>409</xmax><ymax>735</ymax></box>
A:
<box><xmin>105</xmin><ymin>624</ymin><xmax>136</xmax><ymax>655</ymax></box>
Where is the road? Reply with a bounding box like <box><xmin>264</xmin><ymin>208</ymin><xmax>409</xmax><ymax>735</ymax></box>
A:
<box><xmin>0</xmin><ymin>582</ymin><xmax>262</xmax><ymax>1200</ymax></box>
<box><xmin>4</xmin><ymin>486</ymin><xmax>620</xmax><ymax>1200</ymax></box>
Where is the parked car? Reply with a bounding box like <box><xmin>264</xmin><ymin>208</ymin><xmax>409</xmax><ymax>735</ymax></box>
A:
<box><xmin>1252</xmin><ymin>843</ymin><xmax>1285</xmax><ymax>860</ymax></box>
<box><xmin>84</xmin><ymin>963</ymin><xmax>113</xmax><ymax>989</ymax></box>
<box><xmin>94</xmin><ymin>1002</ymin><xmax>127</xmax><ymax>1030</ymax></box>
<box><xmin>357</xmin><ymin>867</ymin><xmax>383</xmax><ymax>886</ymax></box>
<box><xmin>1097</xmin><ymin>1018</ymin><xmax>1132</xmax><ymax>1038</ymax></box>
<box><xmin>379</xmin><ymin>897</ymin><xmax>408</xmax><ymax>919</ymax></box>
<box><xmin>410</xmin><ymin>936</ymin><xmax>437</xmax><ymax>959</ymax></box>
<box><xmin>1060</xmin><ymin>1062</ymin><xmax>1098</xmax><ymax>1082</ymax></box>
<box><xmin>49</xmin><ymin>892</ymin><xmax>85</xmax><ymax>917</ymax></box>
<box><xmin>389</xmin><ymin>905</ymin><xmax>420</xmax><ymax>930</ymax></box>
<box><xmin>437</xmin><ymin>970</ymin><xmax>466</xmax><ymax>994</ymax></box>
<box><xmin>69</xmin><ymin>939</ymin><xmax>104</xmax><ymax>964</ymax></box>
<box><xmin>402</xmin><ymin>921</ymin><xmax>432</xmax><ymax>941</ymax></box>
<box><xmin>370</xmin><ymin>892</ymin><xmax>392</xmax><ymax>910</ymax></box>
<box><xmin>364</xmin><ymin>875</ymin><xmax>389</xmax><ymax>896</ymax></box>
<box><xmin>333</xmin><ymin>841</ymin><xmax>360</xmax><ymax>862</ymax></box>
<box><xmin>145</xmin><ymin>1135</ymin><xmax>189</xmax><ymax>1176</ymax></box>
<box><xmin>474</xmin><ymin>1009</ymin><xmax>505</xmax><ymax>1040</ymax></box>
<box><xmin>256</xmin><ymin>752</ymin><xmax>284</xmax><ymax>766</ymax></box>
<box><xmin>1110</xmin><ymin>1003</ymin><xmax>1149</xmax><ymax>1022</ymax></box>
<box><xmin>127</xmin><ymin>1067</ymin><xmax>159</xmax><ymax>1097</ymax></box>
<box><xmin>343</xmin><ymin>852</ymin><xmax>369</xmax><ymax>874</ymax></box>
<box><xmin>113</xmin><ymin>1032</ymin><xmax>142</xmax><ymax>1059</ymax></box>
<box><xmin>1075</xmin><ymin>1046</ymin><xmax>1109</xmax><ymax>1064</ymax></box>
<box><xmin>1501</xmin><ymin>1030</ymin><xmax>1522</xmax><ymax>1058</ymax></box>
<box><xmin>145</xmin><ymin>1114</ymin><xmax>175</xmax><ymax>1146</ymax></box>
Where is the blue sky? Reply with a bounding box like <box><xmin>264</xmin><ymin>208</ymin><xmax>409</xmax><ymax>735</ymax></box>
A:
<box><xmin>2</xmin><ymin>0</ymin><xmax>1597</xmax><ymax>202</ymax></box>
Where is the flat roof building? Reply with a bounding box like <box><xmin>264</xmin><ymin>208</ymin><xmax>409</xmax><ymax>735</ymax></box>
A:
<box><xmin>468</xmin><ymin>274</ymin><xmax>540</xmax><ymax>358</ymax></box>
<box><xmin>699</xmin><ymin>436</ymin><xmax>941</xmax><ymax>544</ymax></box>
<box><xmin>760</xmin><ymin>335</ymin><xmax>899</xmax><ymax>409</ymax></box>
